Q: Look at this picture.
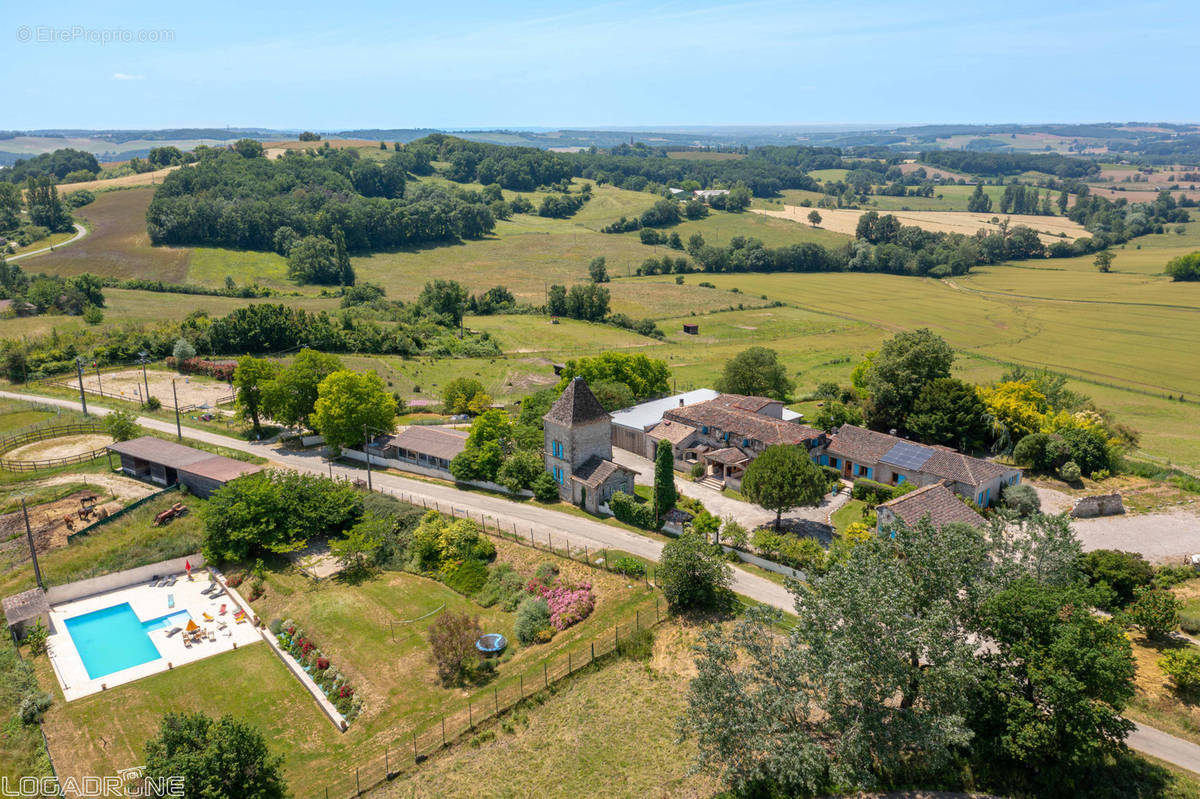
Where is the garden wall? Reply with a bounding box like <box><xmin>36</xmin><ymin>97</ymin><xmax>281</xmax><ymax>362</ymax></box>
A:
<box><xmin>1070</xmin><ymin>492</ymin><xmax>1125</xmax><ymax>518</ymax></box>
<box><xmin>45</xmin><ymin>553</ymin><xmax>206</xmax><ymax>605</ymax></box>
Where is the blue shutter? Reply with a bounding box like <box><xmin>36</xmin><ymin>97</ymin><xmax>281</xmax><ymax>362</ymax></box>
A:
<box><xmin>865</xmin><ymin>467</ymin><xmax>873</xmax><ymax>480</ymax></box>
<box><xmin>896</xmin><ymin>474</ymin><xmax>905</xmax><ymax>484</ymax></box>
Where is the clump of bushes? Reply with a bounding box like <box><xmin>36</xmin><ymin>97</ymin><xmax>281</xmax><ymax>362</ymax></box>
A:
<box><xmin>1122</xmin><ymin>587</ymin><xmax>1181</xmax><ymax>640</ymax></box>
<box><xmin>751</xmin><ymin>529</ymin><xmax>827</xmax><ymax>574</ymax></box>
<box><xmin>850</xmin><ymin>478</ymin><xmax>901</xmax><ymax>505</ymax></box>
<box><xmin>1160</xmin><ymin>649</ymin><xmax>1200</xmax><ymax>694</ymax></box>
<box><xmin>475</xmin><ymin>563</ymin><xmax>526</xmax><ymax>611</ymax></box>
<box><xmin>610</xmin><ymin>491</ymin><xmax>659</xmax><ymax>530</ymax></box>
<box><xmin>611</xmin><ymin>556</ymin><xmax>646</xmax><ymax>578</ymax></box>
<box><xmin>1081</xmin><ymin>549</ymin><xmax>1154</xmax><ymax>610</ymax></box>
<box><xmin>1001</xmin><ymin>483</ymin><xmax>1041</xmax><ymax>518</ymax></box>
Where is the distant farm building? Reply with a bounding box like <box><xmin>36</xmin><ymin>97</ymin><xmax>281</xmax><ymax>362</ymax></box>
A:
<box><xmin>682</xmin><ymin>323</ymin><xmax>699</xmax><ymax>335</ymax></box>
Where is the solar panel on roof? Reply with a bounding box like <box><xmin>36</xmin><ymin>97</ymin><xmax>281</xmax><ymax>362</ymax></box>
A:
<box><xmin>879</xmin><ymin>441</ymin><xmax>934</xmax><ymax>471</ymax></box>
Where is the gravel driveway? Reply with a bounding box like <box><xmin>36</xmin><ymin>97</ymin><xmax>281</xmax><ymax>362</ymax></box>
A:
<box><xmin>1072</xmin><ymin>507</ymin><xmax>1200</xmax><ymax>564</ymax></box>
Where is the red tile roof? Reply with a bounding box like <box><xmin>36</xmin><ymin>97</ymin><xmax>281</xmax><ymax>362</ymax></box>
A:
<box><xmin>663</xmin><ymin>396</ymin><xmax>821</xmax><ymax>447</ymax></box>
<box><xmin>826</xmin><ymin>425</ymin><xmax>1014</xmax><ymax>488</ymax></box>
<box><xmin>878</xmin><ymin>482</ymin><xmax>986</xmax><ymax>528</ymax></box>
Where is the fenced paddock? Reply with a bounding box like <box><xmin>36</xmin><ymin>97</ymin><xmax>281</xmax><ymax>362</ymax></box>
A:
<box><xmin>0</xmin><ymin>422</ymin><xmax>110</xmax><ymax>472</ymax></box>
<box><xmin>49</xmin><ymin>366</ymin><xmax>234</xmax><ymax>412</ymax></box>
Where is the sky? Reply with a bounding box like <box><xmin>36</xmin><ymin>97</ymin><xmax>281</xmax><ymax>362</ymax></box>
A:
<box><xmin>3</xmin><ymin>0</ymin><xmax>1198</xmax><ymax>130</ymax></box>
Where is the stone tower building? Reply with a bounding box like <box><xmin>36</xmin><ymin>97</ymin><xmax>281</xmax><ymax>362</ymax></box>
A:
<box><xmin>543</xmin><ymin>377</ymin><xmax>636</xmax><ymax>513</ymax></box>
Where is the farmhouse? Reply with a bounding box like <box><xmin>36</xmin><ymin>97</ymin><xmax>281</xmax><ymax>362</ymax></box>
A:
<box><xmin>369</xmin><ymin>426</ymin><xmax>467</xmax><ymax>475</ymax></box>
<box><xmin>819</xmin><ymin>425</ymin><xmax>1019</xmax><ymax>507</ymax></box>
<box><xmin>609</xmin><ymin>389</ymin><xmax>720</xmax><ymax>455</ymax></box>
<box><xmin>649</xmin><ymin>394</ymin><xmax>823</xmax><ymax>490</ymax></box>
<box><xmin>876</xmin><ymin>481</ymin><xmax>986</xmax><ymax>531</ymax></box>
<box><xmin>106</xmin><ymin>436</ymin><xmax>263</xmax><ymax>498</ymax></box>
<box><xmin>544</xmin><ymin>377</ymin><xmax>636</xmax><ymax>514</ymax></box>
<box><xmin>694</xmin><ymin>189</ymin><xmax>730</xmax><ymax>202</ymax></box>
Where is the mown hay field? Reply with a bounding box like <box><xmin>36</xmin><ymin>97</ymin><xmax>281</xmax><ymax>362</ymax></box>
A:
<box><xmin>754</xmin><ymin>204</ymin><xmax>1089</xmax><ymax>242</ymax></box>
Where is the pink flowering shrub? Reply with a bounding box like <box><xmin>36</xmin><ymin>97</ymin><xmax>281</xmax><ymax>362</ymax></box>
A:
<box><xmin>529</xmin><ymin>581</ymin><xmax>594</xmax><ymax>631</ymax></box>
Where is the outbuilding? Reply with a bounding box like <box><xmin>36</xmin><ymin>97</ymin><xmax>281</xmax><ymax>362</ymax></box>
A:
<box><xmin>106</xmin><ymin>436</ymin><xmax>263</xmax><ymax>498</ymax></box>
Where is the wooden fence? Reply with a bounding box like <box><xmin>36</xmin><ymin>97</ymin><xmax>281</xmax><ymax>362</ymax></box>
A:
<box><xmin>0</xmin><ymin>422</ymin><xmax>109</xmax><ymax>473</ymax></box>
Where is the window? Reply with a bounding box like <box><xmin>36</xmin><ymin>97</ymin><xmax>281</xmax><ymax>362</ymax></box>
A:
<box><xmin>829</xmin><ymin>457</ymin><xmax>839</xmax><ymax>468</ymax></box>
<box><xmin>552</xmin><ymin>441</ymin><xmax>563</xmax><ymax>458</ymax></box>
<box><xmin>553</xmin><ymin>466</ymin><xmax>564</xmax><ymax>484</ymax></box>
<box><xmin>701</xmin><ymin>426</ymin><xmax>709</xmax><ymax>434</ymax></box>
<box><xmin>865</xmin><ymin>467</ymin><xmax>873</xmax><ymax>480</ymax></box>
<box><xmin>742</xmin><ymin>438</ymin><xmax>750</xmax><ymax>447</ymax></box>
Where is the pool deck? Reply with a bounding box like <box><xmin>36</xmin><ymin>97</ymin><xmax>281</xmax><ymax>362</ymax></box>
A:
<box><xmin>46</xmin><ymin>570</ymin><xmax>261</xmax><ymax>701</ymax></box>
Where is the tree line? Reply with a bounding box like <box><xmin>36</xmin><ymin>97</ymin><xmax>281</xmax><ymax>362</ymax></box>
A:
<box><xmin>918</xmin><ymin>150</ymin><xmax>1101</xmax><ymax>179</ymax></box>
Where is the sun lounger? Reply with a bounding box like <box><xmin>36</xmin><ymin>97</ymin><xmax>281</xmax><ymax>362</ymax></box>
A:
<box><xmin>221</xmin><ymin>627</ymin><xmax>232</xmax><ymax>638</ymax></box>
<box><xmin>200</xmin><ymin>584</ymin><xmax>217</xmax><ymax>596</ymax></box>
<box><xmin>167</xmin><ymin>594</ymin><xmax>175</xmax><ymax>609</ymax></box>
<box><xmin>217</xmin><ymin>620</ymin><xmax>227</xmax><ymax>630</ymax></box>
<box><xmin>165</xmin><ymin>626</ymin><xmax>182</xmax><ymax>638</ymax></box>
<box><xmin>210</xmin><ymin>588</ymin><xmax>225</xmax><ymax>599</ymax></box>
<box><xmin>183</xmin><ymin>636</ymin><xmax>193</xmax><ymax>648</ymax></box>
<box><xmin>202</xmin><ymin>612</ymin><xmax>214</xmax><ymax>622</ymax></box>
<box><xmin>219</xmin><ymin>604</ymin><xmax>227</xmax><ymax>615</ymax></box>
<box><xmin>164</xmin><ymin>575</ymin><xmax>177</xmax><ymax>587</ymax></box>
<box><xmin>235</xmin><ymin>615</ymin><xmax>248</xmax><ymax>624</ymax></box>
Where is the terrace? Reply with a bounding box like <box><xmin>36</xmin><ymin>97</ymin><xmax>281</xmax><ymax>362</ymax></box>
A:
<box><xmin>45</xmin><ymin>569</ymin><xmax>260</xmax><ymax>701</ymax></box>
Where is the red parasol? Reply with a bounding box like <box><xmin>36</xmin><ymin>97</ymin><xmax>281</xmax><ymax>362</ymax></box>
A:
<box><xmin>185</xmin><ymin>560</ymin><xmax>192</xmax><ymax>573</ymax></box>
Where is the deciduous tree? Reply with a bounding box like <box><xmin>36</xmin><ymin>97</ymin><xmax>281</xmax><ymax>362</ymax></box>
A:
<box><xmin>715</xmin><ymin>346</ymin><xmax>794</xmax><ymax>400</ymax></box>
<box><xmin>143</xmin><ymin>712</ymin><xmax>287</xmax><ymax>799</ymax></box>
<box><xmin>311</xmin><ymin>369</ymin><xmax>398</xmax><ymax>451</ymax></box>
<box><xmin>741</xmin><ymin>444</ymin><xmax>826</xmax><ymax>529</ymax></box>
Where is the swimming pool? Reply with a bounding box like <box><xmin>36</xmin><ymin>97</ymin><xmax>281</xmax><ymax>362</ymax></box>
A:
<box><xmin>63</xmin><ymin>603</ymin><xmax>192</xmax><ymax>680</ymax></box>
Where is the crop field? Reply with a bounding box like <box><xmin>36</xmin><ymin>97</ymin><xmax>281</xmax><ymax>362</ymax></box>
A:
<box><xmin>53</xmin><ymin>166</ymin><xmax>178</xmax><ymax>193</ymax></box>
<box><xmin>755</xmin><ymin>204</ymin><xmax>1089</xmax><ymax>241</ymax></box>
<box><xmin>22</xmin><ymin>187</ymin><xmax>191</xmax><ymax>282</ymax></box>
<box><xmin>621</xmin><ymin>267</ymin><xmax>1200</xmax><ymax>468</ymax></box>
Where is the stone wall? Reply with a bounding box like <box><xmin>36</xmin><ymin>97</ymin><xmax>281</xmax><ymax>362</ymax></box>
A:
<box><xmin>1070</xmin><ymin>492</ymin><xmax>1125</xmax><ymax>518</ymax></box>
<box><xmin>45</xmin><ymin>553</ymin><xmax>206</xmax><ymax>605</ymax></box>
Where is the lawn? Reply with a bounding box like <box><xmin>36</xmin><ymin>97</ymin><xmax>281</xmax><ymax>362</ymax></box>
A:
<box><xmin>0</xmin><ymin>640</ymin><xmax>52</xmax><ymax>784</ymax></box>
<box><xmin>186</xmin><ymin>246</ymin><xmax>293</xmax><ymax>291</ymax></box>
<box><xmin>830</xmin><ymin>498</ymin><xmax>869</xmax><ymax>534</ymax></box>
<box><xmin>1125</xmin><ymin>632</ymin><xmax>1200</xmax><ymax>747</ymax></box>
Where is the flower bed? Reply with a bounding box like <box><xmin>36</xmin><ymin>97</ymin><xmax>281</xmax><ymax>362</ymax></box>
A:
<box><xmin>276</xmin><ymin>620</ymin><xmax>363</xmax><ymax>723</ymax></box>
<box><xmin>527</xmin><ymin>580</ymin><xmax>595</xmax><ymax>631</ymax></box>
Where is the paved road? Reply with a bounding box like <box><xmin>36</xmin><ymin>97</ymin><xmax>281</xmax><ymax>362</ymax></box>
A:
<box><xmin>1130</xmin><ymin>722</ymin><xmax>1200</xmax><ymax>775</ymax></box>
<box><xmin>7</xmin><ymin>387</ymin><xmax>1200</xmax><ymax>775</ymax></box>
<box><xmin>0</xmin><ymin>390</ymin><xmax>795</xmax><ymax>613</ymax></box>
<box><xmin>7</xmin><ymin>223</ymin><xmax>88</xmax><ymax>261</ymax></box>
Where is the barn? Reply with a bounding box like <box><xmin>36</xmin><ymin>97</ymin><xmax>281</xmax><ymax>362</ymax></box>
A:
<box><xmin>106</xmin><ymin>437</ymin><xmax>263</xmax><ymax>498</ymax></box>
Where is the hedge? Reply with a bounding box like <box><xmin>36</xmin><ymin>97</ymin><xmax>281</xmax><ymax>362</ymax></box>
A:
<box><xmin>609</xmin><ymin>491</ymin><xmax>659</xmax><ymax>530</ymax></box>
<box><xmin>851</xmin><ymin>478</ymin><xmax>897</xmax><ymax>505</ymax></box>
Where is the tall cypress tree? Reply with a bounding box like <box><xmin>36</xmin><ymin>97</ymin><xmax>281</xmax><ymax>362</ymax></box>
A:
<box><xmin>654</xmin><ymin>438</ymin><xmax>677</xmax><ymax>520</ymax></box>
<box><xmin>331</xmin><ymin>226</ymin><xmax>355</xmax><ymax>287</ymax></box>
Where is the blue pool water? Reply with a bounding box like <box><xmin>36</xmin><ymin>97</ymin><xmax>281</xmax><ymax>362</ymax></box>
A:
<box><xmin>63</xmin><ymin>603</ymin><xmax>192</xmax><ymax>680</ymax></box>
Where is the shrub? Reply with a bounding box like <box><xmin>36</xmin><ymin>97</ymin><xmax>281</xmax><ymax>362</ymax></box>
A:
<box><xmin>146</xmin><ymin>396</ymin><xmax>162</xmax><ymax>411</ymax></box>
<box><xmin>476</xmin><ymin>563</ymin><xmax>526</xmax><ymax>611</ymax></box>
<box><xmin>443</xmin><ymin>558</ymin><xmax>490</xmax><ymax>596</ymax></box>
<box><xmin>1001</xmin><ymin>483</ymin><xmax>1041</xmax><ymax>518</ymax></box>
<box><xmin>611</xmin><ymin>556</ymin><xmax>646</xmax><ymax>577</ymax></box>
<box><xmin>1160</xmin><ymin>649</ymin><xmax>1200</xmax><ymax>692</ymax></box>
<box><xmin>1124</xmin><ymin>587</ymin><xmax>1181</xmax><ymax>640</ymax></box>
<box><xmin>532</xmin><ymin>471</ymin><xmax>560</xmax><ymax>503</ymax></box>
<box><xmin>616</xmin><ymin>627</ymin><xmax>655</xmax><ymax>661</ymax></box>
<box><xmin>21</xmin><ymin>620</ymin><xmax>49</xmax><ymax>655</ymax></box>
<box><xmin>1180</xmin><ymin>614</ymin><xmax>1200</xmax><ymax>636</ymax></box>
<box><xmin>690</xmin><ymin>463</ymin><xmax>706</xmax><ymax>479</ymax></box>
<box><xmin>1058</xmin><ymin>460</ymin><xmax>1081</xmax><ymax>483</ymax></box>
<box><xmin>1082</xmin><ymin>549</ymin><xmax>1154</xmax><ymax>609</ymax></box>
<box><xmin>851</xmin><ymin>478</ymin><xmax>894</xmax><ymax>505</ymax></box>
<box><xmin>529</xmin><ymin>580</ymin><xmax>595</xmax><ymax>630</ymax></box>
<box><xmin>268</xmin><ymin>618</ymin><xmax>283</xmax><ymax>635</ymax></box>
<box><xmin>19</xmin><ymin>692</ymin><xmax>52</xmax><ymax>724</ymax></box>
<box><xmin>427</xmin><ymin>611</ymin><xmax>482</xmax><ymax>685</ymax></box>
<box><xmin>534</xmin><ymin>561</ymin><xmax>559</xmax><ymax>586</ymax></box>
<box><xmin>820</xmin><ymin>465</ymin><xmax>842</xmax><ymax>487</ymax></box>
<box><xmin>659</xmin><ymin>531</ymin><xmax>733</xmax><ymax>610</ymax></box>
<box><xmin>610</xmin><ymin>491</ymin><xmax>658</xmax><ymax>530</ymax></box>
<box><xmin>515</xmin><ymin>597</ymin><xmax>552</xmax><ymax>645</ymax></box>
<box><xmin>1155</xmin><ymin>564</ymin><xmax>1197</xmax><ymax>589</ymax></box>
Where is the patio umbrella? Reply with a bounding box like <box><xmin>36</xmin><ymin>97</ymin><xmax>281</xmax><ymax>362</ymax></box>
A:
<box><xmin>185</xmin><ymin>559</ymin><xmax>192</xmax><ymax>574</ymax></box>
<box><xmin>186</xmin><ymin>619</ymin><xmax>199</xmax><ymax>632</ymax></box>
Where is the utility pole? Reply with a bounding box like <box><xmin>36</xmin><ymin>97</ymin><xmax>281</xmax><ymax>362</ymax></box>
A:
<box><xmin>21</xmin><ymin>498</ymin><xmax>43</xmax><ymax>590</ymax></box>
<box><xmin>74</xmin><ymin>357</ymin><xmax>88</xmax><ymax>416</ymax></box>
<box><xmin>94</xmin><ymin>359</ymin><xmax>103</xmax><ymax>396</ymax></box>
<box><xmin>171</xmin><ymin>380</ymin><xmax>182</xmax><ymax>440</ymax></box>
<box><xmin>363</xmin><ymin>423</ymin><xmax>373</xmax><ymax>491</ymax></box>
<box><xmin>138</xmin><ymin>351</ymin><xmax>151</xmax><ymax>406</ymax></box>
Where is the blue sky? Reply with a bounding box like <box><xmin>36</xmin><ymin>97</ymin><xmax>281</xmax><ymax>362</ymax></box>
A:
<box><xmin>4</xmin><ymin>0</ymin><xmax>1197</xmax><ymax>129</ymax></box>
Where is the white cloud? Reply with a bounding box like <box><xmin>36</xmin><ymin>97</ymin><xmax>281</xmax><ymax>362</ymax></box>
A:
<box><xmin>112</xmin><ymin>73</ymin><xmax>145</xmax><ymax>81</ymax></box>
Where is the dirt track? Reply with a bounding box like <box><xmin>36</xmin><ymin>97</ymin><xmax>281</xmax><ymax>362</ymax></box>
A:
<box><xmin>5</xmin><ymin>434</ymin><xmax>111</xmax><ymax>462</ymax></box>
<box><xmin>755</xmin><ymin>206</ymin><xmax>1089</xmax><ymax>243</ymax></box>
